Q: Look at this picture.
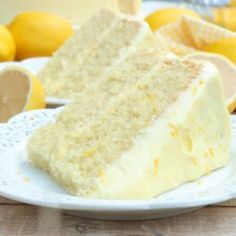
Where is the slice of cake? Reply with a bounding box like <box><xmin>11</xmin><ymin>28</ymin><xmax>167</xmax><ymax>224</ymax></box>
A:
<box><xmin>38</xmin><ymin>8</ymin><xmax>158</xmax><ymax>99</ymax></box>
<box><xmin>0</xmin><ymin>0</ymin><xmax>141</xmax><ymax>24</ymax></box>
<box><xmin>28</xmin><ymin>56</ymin><xmax>231</xmax><ymax>199</ymax></box>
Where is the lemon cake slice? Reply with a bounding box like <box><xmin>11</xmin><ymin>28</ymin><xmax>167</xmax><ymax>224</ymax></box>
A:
<box><xmin>28</xmin><ymin>56</ymin><xmax>231</xmax><ymax>199</ymax></box>
<box><xmin>38</xmin><ymin>8</ymin><xmax>157</xmax><ymax>99</ymax></box>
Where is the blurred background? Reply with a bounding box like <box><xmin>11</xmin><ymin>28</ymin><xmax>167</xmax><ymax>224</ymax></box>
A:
<box><xmin>0</xmin><ymin>0</ymin><xmax>235</xmax><ymax>62</ymax></box>
<box><xmin>0</xmin><ymin>0</ymin><xmax>235</xmax><ymax>29</ymax></box>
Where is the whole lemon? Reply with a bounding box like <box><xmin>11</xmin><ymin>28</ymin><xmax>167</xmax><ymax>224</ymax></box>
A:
<box><xmin>230</xmin><ymin>0</ymin><xmax>236</xmax><ymax>6</ymax></box>
<box><xmin>145</xmin><ymin>7</ymin><xmax>200</xmax><ymax>32</ymax></box>
<box><xmin>213</xmin><ymin>8</ymin><xmax>236</xmax><ymax>31</ymax></box>
<box><xmin>8</xmin><ymin>12</ymin><xmax>73</xmax><ymax>60</ymax></box>
<box><xmin>0</xmin><ymin>25</ymin><xmax>15</xmax><ymax>61</ymax></box>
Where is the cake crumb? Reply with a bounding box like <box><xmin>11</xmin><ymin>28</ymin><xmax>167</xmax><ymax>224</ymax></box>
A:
<box><xmin>199</xmin><ymin>80</ymin><xmax>205</xmax><ymax>86</ymax></box>
<box><xmin>23</xmin><ymin>177</ymin><xmax>30</xmax><ymax>183</ymax></box>
<box><xmin>154</xmin><ymin>159</ymin><xmax>159</xmax><ymax>176</ymax></box>
<box><xmin>168</xmin><ymin>123</ymin><xmax>178</xmax><ymax>137</ymax></box>
<box><xmin>208</xmin><ymin>147</ymin><xmax>214</xmax><ymax>157</ymax></box>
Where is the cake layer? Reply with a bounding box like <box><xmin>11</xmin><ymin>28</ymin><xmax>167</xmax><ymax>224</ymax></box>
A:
<box><xmin>28</xmin><ymin>49</ymin><xmax>163</xmax><ymax>170</ymax></box>
<box><xmin>57</xmin><ymin>49</ymin><xmax>163</xmax><ymax>128</ymax></box>
<box><xmin>37</xmin><ymin>9</ymin><xmax>120</xmax><ymax>97</ymax></box>
<box><xmin>27</xmin><ymin>57</ymin><xmax>231</xmax><ymax>199</ymax></box>
<box><xmin>38</xmin><ymin>9</ymin><xmax>157</xmax><ymax>99</ymax></box>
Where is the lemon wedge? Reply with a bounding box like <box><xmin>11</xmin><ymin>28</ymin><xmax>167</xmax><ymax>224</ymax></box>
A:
<box><xmin>0</xmin><ymin>66</ymin><xmax>46</xmax><ymax>122</ymax></box>
<box><xmin>202</xmin><ymin>37</ymin><xmax>236</xmax><ymax>64</ymax></box>
<box><xmin>145</xmin><ymin>7</ymin><xmax>200</xmax><ymax>32</ymax></box>
<box><xmin>184</xmin><ymin>52</ymin><xmax>236</xmax><ymax>113</ymax></box>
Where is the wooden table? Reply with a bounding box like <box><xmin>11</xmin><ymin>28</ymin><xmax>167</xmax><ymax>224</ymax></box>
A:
<box><xmin>1</xmin><ymin>196</ymin><xmax>236</xmax><ymax>235</ymax></box>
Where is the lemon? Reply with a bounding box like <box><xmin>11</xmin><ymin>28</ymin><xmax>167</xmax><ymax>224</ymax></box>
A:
<box><xmin>0</xmin><ymin>66</ymin><xmax>46</xmax><ymax>122</ymax></box>
<box><xmin>230</xmin><ymin>0</ymin><xmax>236</xmax><ymax>6</ymax></box>
<box><xmin>145</xmin><ymin>7</ymin><xmax>200</xmax><ymax>31</ymax></box>
<box><xmin>0</xmin><ymin>25</ymin><xmax>15</xmax><ymax>61</ymax></box>
<box><xmin>202</xmin><ymin>37</ymin><xmax>236</xmax><ymax>64</ymax></box>
<box><xmin>184</xmin><ymin>52</ymin><xmax>236</xmax><ymax>113</ymax></box>
<box><xmin>8</xmin><ymin>12</ymin><xmax>73</xmax><ymax>60</ymax></box>
<box><xmin>213</xmin><ymin>8</ymin><xmax>236</xmax><ymax>31</ymax></box>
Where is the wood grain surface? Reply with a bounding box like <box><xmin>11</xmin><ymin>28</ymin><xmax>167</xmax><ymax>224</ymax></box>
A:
<box><xmin>0</xmin><ymin>196</ymin><xmax>236</xmax><ymax>236</ymax></box>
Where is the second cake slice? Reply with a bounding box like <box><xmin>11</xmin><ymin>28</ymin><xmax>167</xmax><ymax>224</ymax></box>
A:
<box><xmin>38</xmin><ymin>8</ymin><xmax>158</xmax><ymax>99</ymax></box>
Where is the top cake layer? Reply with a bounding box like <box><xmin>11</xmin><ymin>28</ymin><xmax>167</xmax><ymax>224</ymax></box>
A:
<box><xmin>38</xmin><ymin>8</ymin><xmax>158</xmax><ymax>99</ymax></box>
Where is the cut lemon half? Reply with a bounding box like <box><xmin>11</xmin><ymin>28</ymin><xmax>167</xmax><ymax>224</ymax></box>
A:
<box><xmin>184</xmin><ymin>52</ymin><xmax>236</xmax><ymax>113</ymax></box>
<box><xmin>0</xmin><ymin>66</ymin><xmax>46</xmax><ymax>122</ymax></box>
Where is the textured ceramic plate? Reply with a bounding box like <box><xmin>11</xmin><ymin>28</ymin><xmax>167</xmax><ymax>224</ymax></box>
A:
<box><xmin>0</xmin><ymin>109</ymin><xmax>235</xmax><ymax>220</ymax></box>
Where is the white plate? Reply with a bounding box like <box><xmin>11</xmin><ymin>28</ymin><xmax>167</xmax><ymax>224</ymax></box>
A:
<box><xmin>0</xmin><ymin>109</ymin><xmax>235</xmax><ymax>220</ymax></box>
<box><xmin>0</xmin><ymin>57</ymin><xmax>48</xmax><ymax>74</ymax></box>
